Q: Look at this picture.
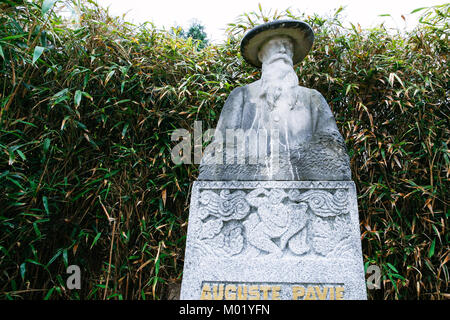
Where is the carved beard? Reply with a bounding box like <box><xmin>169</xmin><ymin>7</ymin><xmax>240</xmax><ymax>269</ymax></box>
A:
<box><xmin>260</xmin><ymin>59</ymin><xmax>299</xmax><ymax>111</ymax></box>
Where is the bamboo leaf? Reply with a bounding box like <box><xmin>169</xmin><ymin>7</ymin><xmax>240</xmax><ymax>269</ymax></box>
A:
<box><xmin>105</xmin><ymin>70</ymin><xmax>115</xmax><ymax>86</ymax></box>
<box><xmin>90</xmin><ymin>232</ymin><xmax>102</xmax><ymax>249</ymax></box>
<box><xmin>387</xmin><ymin>263</ymin><xmax>399</xmax><ymax>273</ymax></box>
<box><xmin>43</xmin><ymin>196</ymin><xmax>50</xmax><ymax>215</ymax></box>
<box><xmin>410</xmin><ymin>7</ymin><xmax>428</xmax><ymax>14</ymax></box>
<box><xmin>32</xmin><ymin>46</ymin><xmax>45</xmax><ymax>65</ymax></box>
<box><xmin>43</xmin><ymin>138</ymin><xmax>50</xmax><ymax>153</ymax></box>
<box><xmin>428</xmin><ymin>239</ymin><xmax>436</xmax><ymax>258</ymax></box>
<box><xmin>20</xmin><ymin>263</ymin><xmax>26</xmax><ymax>280</ymax></box>
<box><xmin>42</xmin><ymin>0</ymin><xmax>58</xmax><ymax>15</ymax></box>
<box><xmin>44</xmin><ymin>287</ymin><xmax>55</xmax><ymax>300</ymax></box>
<box><xmin>74</xmin><ymin>90</ymin><xmax>82</xmax><ymax>107</ymax></box>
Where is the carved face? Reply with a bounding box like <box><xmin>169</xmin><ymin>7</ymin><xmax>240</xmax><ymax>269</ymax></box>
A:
<box><xmin>258</xmin><ymin>36</ymin><xmax>294</xmax><ymax>66</ymax></box>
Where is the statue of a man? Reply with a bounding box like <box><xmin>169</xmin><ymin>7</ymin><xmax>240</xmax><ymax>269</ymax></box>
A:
<box><xmin>199</xmin><ymin>20</ymin><xmax>351</xmax><ymax>181</ymax></box>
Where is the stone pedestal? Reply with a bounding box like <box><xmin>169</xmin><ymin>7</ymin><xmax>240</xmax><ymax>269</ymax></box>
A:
<box><xmin>180</xmin><ymin>181</ymin><xmax>366</xmax><ymax>300</ymax></box>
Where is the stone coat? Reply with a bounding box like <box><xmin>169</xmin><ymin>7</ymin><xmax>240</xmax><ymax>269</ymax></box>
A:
<box><xmin>199</xmin><ymin>81</ymin><xmax>351</xmax><ymax>181</ymax></box>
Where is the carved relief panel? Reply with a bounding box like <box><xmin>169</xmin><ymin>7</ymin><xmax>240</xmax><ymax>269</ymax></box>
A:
<box><xmin>189</xmin><ymin>181</ymin><xmax>358</xmax><ymax>260</ymax></box>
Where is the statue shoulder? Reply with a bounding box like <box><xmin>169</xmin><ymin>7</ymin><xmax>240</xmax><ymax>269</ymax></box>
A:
<box><xmin>228</xmin><ymin>85</ymin><xmax>245</xmax><ymax>97</ymax></box>
<box><xmin>243</xmin><ymin>80</ymin><xmax>261</xmax><ymax>97</ymax></box>
<box><xmin>302</xmin><ymin>87</ymin><xmax>331</xmax><ymax>113</ymax></box>
<box><xmin>309</xmin><ymin>88</ymin><xmax>327</xmax><ymax>100</ymax></box>
<box><xmin>295</xmin><ymin>86</ymin><xmax>324</xmax><ymax>99</ymax></box>
<box><xmin>295</xmin><ymin>85</ymin><xmax>312</xmax><ymax>92</ymax></box>
<box><xmin>216</xmin><ymin>85</ymin><xmax>248</xmax><ymax>130</ymax></box>
<box><xmin>293</xmin><ymin>85</ymin><xmax>320</xmax><ymax>98</ymax></box>
<box><xmin>293</xmin><ymin>86</ymin><xmax>326</xmax><ymax>109</ymax></box>
<box><xmin>223</xmin><ymin>85</ymin><xmax>247</xmax><ymax>108</ymax></box>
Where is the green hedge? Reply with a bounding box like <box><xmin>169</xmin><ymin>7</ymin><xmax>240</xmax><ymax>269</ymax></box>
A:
<box><xmin>0</xmin><ymin>1</ymin><xmax>448</xmax><ymax>299</ymax></box>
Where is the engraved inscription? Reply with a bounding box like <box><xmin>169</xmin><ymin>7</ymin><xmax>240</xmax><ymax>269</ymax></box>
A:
<box><xmin>200</xmin><ymin>282</ymin><xmax>345</xmax><ymax>300</ymax></box>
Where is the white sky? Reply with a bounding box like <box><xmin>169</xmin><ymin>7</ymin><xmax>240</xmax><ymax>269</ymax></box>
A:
<box><xmin>93</xmin><ymin>0</ymin><xmax>445</xmax><ymax>42</ymax></box>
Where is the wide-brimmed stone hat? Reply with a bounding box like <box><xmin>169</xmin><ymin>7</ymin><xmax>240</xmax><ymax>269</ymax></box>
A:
<box><xmin>240</xmin><ymin>20</ymin><xmax>314</xmax><ymax>68</ymax></box>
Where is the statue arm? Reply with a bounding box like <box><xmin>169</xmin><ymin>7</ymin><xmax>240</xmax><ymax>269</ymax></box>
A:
<box><xmin>309</xmin><ymin>89</ymin><xmax>351</xmax><ymax>178</ymax></box>
<box><xmin>310</xmin><ymin>89</ymin><xmax>341</xmax><ymax>136</ymax></box>
<box><xmin>198</xmin><ymin>86</ymin><xmax>245</xmax><ymax>173</ymax></box>
<box><xmin>215</xmin><ymin>86</ymin><xmax>245</xmax><ymax>136</ymax></box>
<box><xmin>304</xmin><ymin>89</ymin><xmax>351</xmax><ymax>180</ymax></box>
<box><xmin>198</xmin><ymin>87</ymin><xmax>245</xmax><ymax>179</ymax></box>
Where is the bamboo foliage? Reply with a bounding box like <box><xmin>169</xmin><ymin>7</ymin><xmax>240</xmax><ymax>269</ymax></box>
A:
<box><xmin>0</xmin><ymin>1</ymin><xmax>448</xmax><ymax>299</ymax></box>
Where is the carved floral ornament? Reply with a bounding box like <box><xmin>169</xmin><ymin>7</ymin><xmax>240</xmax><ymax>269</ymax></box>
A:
<box><xmin>191</xmin><ymin>188</ymin><xmax>354</xmax><ymax>259</ymax></box>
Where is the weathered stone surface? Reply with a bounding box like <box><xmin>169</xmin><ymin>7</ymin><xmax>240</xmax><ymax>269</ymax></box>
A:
<box><xmin>181</xmin><ymin>20</ymin><xmax>366</xmax><ymax>300</ymax></box>
<box><xmin>197</xmin><ymin>35</ymin><xmax>351</xmax><ymax>181</ymax></box>
<box><xmin>180</xmin><ymin>181</ymin><xmax>367</xmax><ymax>300</ymax></box>
<box><xmin>240</xmin><ymin>20</ymin><xmax>314</xmax><ymax>67</ymax></box>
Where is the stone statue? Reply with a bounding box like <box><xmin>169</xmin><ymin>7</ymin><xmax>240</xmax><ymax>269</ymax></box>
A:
<box><xmin>199</xmin><ymin>20</ymin><xmax>351</xmax><ymax>181</ymax></box>
<box><xmin>181</xmin><ymin>20</ymin><xmax>367</xmax><ymax>300</ymax></box>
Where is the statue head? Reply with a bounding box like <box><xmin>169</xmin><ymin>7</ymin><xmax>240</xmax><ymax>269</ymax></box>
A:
<box><xmin>240</xmin><ymin>20</ymin><xmax>314</xmax><ymax>110</ymax></box>
<box><xmin>258</xmin><ymin>35</ymin><xmax>299</xmax><ymax>111</ymax></box>
<box><xmin>240</xmin><ymin>20</ymin><xmax>314</xmax><ymax>68</ymax></box>
<box><xmin>257</xmin><ymin>35</ymin><xmax>294</xmax><ymax>68</ymax></box>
